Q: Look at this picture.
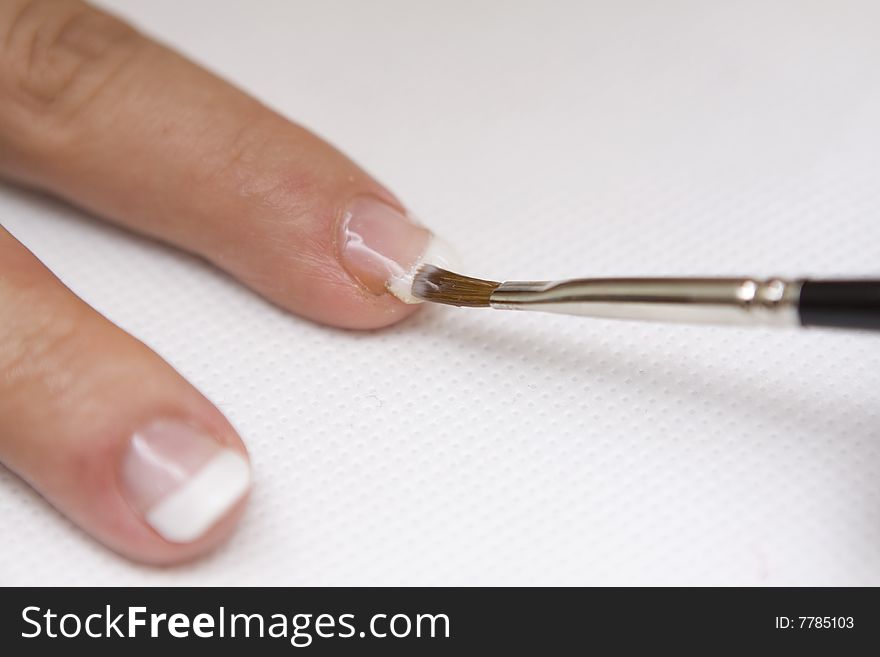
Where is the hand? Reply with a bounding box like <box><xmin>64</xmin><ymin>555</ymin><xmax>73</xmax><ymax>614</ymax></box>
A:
<box><xmin>0</xmin><ymin>0</ymin><xmax>451</xmax><ymax>563</ymax></box>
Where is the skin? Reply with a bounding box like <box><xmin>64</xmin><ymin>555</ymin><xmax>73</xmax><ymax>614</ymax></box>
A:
<box><xmin>0</xmin><ymin>0</ymin><xmax>424</xmax><ymax>564</ymax></box>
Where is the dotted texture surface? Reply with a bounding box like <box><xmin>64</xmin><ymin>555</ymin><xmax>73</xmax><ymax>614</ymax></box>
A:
<box><xmin>1</xmin><ymin>0</ymin><xmax>880</xmax><ymax>585</ymax></box>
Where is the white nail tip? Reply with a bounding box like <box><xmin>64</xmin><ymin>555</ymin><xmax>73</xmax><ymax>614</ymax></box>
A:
<box><xmin>144</xmin><ymin>450</ymin><xmax>250</xmax><ymax>543</ymax></box>
<box><xmin>387</xmin><ymin>235</ymin><xmax>461</xmax><ymax>304</ymax></box>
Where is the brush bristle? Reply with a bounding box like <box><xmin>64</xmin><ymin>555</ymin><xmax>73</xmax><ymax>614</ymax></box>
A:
<box><xmin>411</xmin><ymin>265</ymin><xmax>499</xmax><ymax>307</ymax></box>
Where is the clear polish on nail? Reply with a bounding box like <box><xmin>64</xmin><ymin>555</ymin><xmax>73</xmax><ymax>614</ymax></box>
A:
<box><xmin>338</xmin><ymin>196</ymin><xmax>459</xmax><ymax>303</ymax></box>
<box><xmin>121</xmin><ymin>420</ymin><xmax>250</xmax><ymax>543</ymax></box>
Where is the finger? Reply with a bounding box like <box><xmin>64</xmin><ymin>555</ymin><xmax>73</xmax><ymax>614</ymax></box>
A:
<box><xmin>0</xmin><ymin>0</ymin><xmax>457</xmax><ymax>329</ymax></box>
<box><xmin>0</xmin><ymin>226</ymin><xmax>251</xmax><ymax>564</ymax></box>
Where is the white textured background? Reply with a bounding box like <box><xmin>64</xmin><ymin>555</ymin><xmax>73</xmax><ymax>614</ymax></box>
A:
<box><xmin>2</xmin><ymin>0</ymin><xmax>880</xmax><ymax>585</ymax></box>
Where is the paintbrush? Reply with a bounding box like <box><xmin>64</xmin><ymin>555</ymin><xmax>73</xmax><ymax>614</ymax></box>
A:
<box><xmin>411</xmin><ymin>265</ymin><xmax>880</xmax><ymax>330</ymax></box>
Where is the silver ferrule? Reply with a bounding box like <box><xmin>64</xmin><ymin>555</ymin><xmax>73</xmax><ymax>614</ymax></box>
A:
<box><xmin>489</xmin><ymin>277</ymin><xmax>803</xmax><ymax>326</ymax></box>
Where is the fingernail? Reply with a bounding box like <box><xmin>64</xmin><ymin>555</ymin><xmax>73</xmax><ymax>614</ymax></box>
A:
<box><xmin>339</xmin><ymin>195</ymin><xmax>458</xmax><ymax>303</ymax></box>
<box><xmin>120</xmin><ymin>420</ymin><xmax>251</xmax><ymax>543</ymax></box>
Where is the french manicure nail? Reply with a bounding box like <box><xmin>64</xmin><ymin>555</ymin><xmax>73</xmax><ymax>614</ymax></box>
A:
<box><xmin>338</xmin><ymin>195</ymin><xmax>458</xmax><ymax>303</ymax></box>
<box><xmin>121</xmin><ymin>420</ymin><xmax>250</xmax><ymax>543</ymax></box>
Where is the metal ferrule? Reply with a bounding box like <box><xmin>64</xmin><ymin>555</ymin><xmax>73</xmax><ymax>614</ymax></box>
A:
<box><xmin>489</xmin><ymin>277</ymin><xmax>803</xmax><ymax>326</ymax></box>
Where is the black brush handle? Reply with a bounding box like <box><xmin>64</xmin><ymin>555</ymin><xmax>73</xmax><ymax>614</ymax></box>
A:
<box><xmin>798</xmin><ymin>280</ymin><xmax>880</xmax><ymax>331</ymax></box>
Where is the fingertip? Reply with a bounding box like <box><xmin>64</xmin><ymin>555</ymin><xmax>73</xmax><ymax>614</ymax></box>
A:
<box><xmin>51</xmin><ymin>398</ymin><xmax>254</xmax><ymax>565</ymax></box>
<box><xmin>232</xmin><ymin>190</ymin><xmax>454</xmax><ymax>330</ymax></box>
<box><xmin>0</xmin><ymin>225</ymin><xmax>254</xmax><ymax>564</ymax></box>
<box><xmin>118</xmin><ymin>418</ymin><xmax>250</xmax><ymax>544</ymax></box>
<box><xmin>270</xmin><ymin>193</ymin><xmax>457</xmax><ymax>330</ymax></box>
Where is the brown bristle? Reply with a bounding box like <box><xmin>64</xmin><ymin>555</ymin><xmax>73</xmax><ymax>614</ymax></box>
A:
<box><xmin>411</xmin><ymin>265</ymin><xmax>499</xmax><ymax>307</ymax></box>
